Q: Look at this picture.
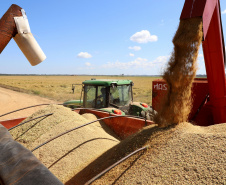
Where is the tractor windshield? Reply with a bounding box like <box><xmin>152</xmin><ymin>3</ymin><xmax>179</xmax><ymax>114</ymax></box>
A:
<box><xmin>110</xmin><ymin>85</ymin><xmax>132</xmax><ymax>107</ymax></box>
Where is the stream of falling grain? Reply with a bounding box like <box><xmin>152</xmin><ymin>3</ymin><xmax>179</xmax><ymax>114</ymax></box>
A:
<box><xmin>154</xmin><ymin>17</ymin><xmax>203</xmax><ymax>127</ymax></box>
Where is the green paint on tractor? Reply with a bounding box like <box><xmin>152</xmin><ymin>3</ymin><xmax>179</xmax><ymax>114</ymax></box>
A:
<box><xmin>64</xmin><ymin>79</ymin><xmax>155</xmax><ymax>119</ymax></box>
<box><xmin>83</xmin><ymin>79</ymin><xmax>133</xmax><ymax>86</ymax></box>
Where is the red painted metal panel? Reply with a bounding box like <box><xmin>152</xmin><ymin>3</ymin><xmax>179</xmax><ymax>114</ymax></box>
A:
<box><xmin>180</xmin><ymin>0</ymin><xmax>206</xmax><ymax>19</ymax></box>
<box><xmin>0</xmin><ymin>117</ymin><xmax>26</xmax><ymax>129</ymax></box>
<box><xmin>152</xmin><ymin>79</ymin><xmax>168</xmax><ymax>112</ymax></box>
<box><xmin>152</xmin><ymin>78</ymin><xmax>211</xmax><ymax>126</ymax></box>
<box><xmin>202</xmin><ymin>0</ymin><xmax>218</xmax><ymax>38</ymax></box>
<box><xmin>188</xmin><ymin>79</ymin><xmax>209</xmax><ymax>120</ymax></box>
<box><xmin>180</xmin><ymin>0</ymin><xmax>217</xmax><ymax>39</ymax></box>
<box><xmin>77</xmin><ymin>109</ymin><xmax>154</xmax><ymax>139</ymax></box>
<box><xmin>193</xmin><ymin>102</ymin><xmax>214</xmax><ymax>126</ymax></box>
<box><xmin>202</xmin><ymin>0</ymin><xmax>226</xmax><ymax>124</ymax></box>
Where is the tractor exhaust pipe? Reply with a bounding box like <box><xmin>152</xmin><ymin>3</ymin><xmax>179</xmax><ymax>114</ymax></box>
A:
<box><xmin>0</xmin><ymin>4</ymin><xmax>46</xmax><ymax>66</ymax></box>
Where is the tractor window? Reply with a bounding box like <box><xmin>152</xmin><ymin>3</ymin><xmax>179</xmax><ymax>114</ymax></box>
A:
<box><xmin>84</xmin><ymin>85</ymin><xmax>107</xmax><ymax>108</ymax></box>
<box><xmin>96</xmin><ymin>86</ymin><xmax>107</xmax><ymax>108</ymax></box>
<box><xmin>84</xmin><ymin>85</ymin><xmax>96</xmax><ymax>108</ymax></box>
<box><xmin>110</xmin><ymin>85</ymin><xmax>132</xmax><ymax>106</ymax></box>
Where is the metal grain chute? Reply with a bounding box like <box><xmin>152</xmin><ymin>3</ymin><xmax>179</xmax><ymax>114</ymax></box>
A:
<box><xmin>0</xmin><ymin>4</ymin><xmax>46</xmax><ymax>66</ymax></box>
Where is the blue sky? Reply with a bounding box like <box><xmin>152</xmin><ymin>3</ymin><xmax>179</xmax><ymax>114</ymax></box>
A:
<box><xmin>1</xmin><ymin>0</ymin><xmax>226</xmax><ymax>75</ymax></box>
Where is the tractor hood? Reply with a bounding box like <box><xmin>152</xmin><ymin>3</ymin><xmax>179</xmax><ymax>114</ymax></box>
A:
<box><xmin>63</xmin><ymin>100</ymin><xmax>83</xmax><ymax>108</ymax></box>
<box><xmin>100</xmin><ymin>107</ymin><xmax>126</xmax><ymax>115</ymax></box>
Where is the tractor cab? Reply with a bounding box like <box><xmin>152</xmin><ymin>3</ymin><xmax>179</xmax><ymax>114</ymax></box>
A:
<box><xmin>64</xmin><ymin>79</ymin><xmax>155</xmax><ymax>119</ymax></box>
<box><xmin>83</xmin><ymin>79</ymin><xmax>133</xmax><ymax>112</ymax></box>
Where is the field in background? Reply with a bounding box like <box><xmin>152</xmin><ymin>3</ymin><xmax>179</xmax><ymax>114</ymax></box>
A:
<box><xmin>0</xmin><ymin>76</ymin><xmax>160</xmax><ymax>105</ymax></box>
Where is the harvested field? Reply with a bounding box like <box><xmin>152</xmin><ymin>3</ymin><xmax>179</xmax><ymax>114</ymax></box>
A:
<box><xmin>10</xmin><ymin>105</ymin><xmax>120</xmax><ymax>183</ymax></box>
<box><xmin>70</xmin><ymin>122</ymin><xmax>226</xmax><ymax>185</ymax></box>
<box><xmin>0</xmin><ymin>75</ymin><xmax>159</xmax><ymax>106</ymax></box>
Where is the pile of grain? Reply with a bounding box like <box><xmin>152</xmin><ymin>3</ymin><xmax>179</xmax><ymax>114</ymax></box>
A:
<box><xmin>154</xmin><ymin>18</ymin><xmax>203</xmax><ymax>127</ymax></box>
<box><xmin>70</xmin><ymin>122</ymin><xmax>226</xmax><ymax>185</ymax></box>
<box><xmin>10</xmin><ymin>104</ymin><xmax>76</xmax><ymax>148</ymax></box>
<box><xmin>10</xmin><ymin>105</ymin><xmax>120</xmax><ymax>183</ymax></box>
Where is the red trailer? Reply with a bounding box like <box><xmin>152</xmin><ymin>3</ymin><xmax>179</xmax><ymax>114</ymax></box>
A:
<box><xmin>153</xmin><ymin>0</ymin><xmax>226</xmax><ymax>126</ymax></box>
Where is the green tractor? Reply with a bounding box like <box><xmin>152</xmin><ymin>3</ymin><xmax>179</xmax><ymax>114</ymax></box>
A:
<box><xmin>63</xmin><ymin>79</ymin><xmax>155</xmax><ymax>120</ymax></box>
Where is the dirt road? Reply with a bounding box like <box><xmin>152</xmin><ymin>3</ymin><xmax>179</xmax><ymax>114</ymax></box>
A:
<box><xmin>0</xmin><ymin>87</ymin><xmax>59</xmax><ymax>121</ymax></box>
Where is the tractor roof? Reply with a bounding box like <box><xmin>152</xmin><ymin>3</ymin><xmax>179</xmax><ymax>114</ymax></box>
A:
<box><xmin>82</xmin><ymin>79</ymin><xmax>133</xmax><ymax>86</ymax></box>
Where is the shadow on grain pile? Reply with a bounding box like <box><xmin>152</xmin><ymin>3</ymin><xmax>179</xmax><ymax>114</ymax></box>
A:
<box><xmin>65</xmin><ymin>124</ymin><xmax>176</xmax><ymax>185</ymax></box>
<box><xmin>82</xmin><ymin>122</ymin><xmax>226</xmax><ymax>185</ymax></box>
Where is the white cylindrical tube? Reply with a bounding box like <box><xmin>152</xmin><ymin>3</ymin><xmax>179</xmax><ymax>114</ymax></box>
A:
<box><xmin>13</xmin><ymin>33</ymin><xmax>46</xmax><ymax>66</ymax></box>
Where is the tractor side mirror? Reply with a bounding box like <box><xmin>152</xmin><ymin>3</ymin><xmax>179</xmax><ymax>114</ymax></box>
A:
<box><xmin>71</xmin><ymin>83</ymin><xmax>83</xmax><ymax>94</ymax></box>
<box><xmin>72</xmin><ymin>84</ymin><xmax>76</xmax><ymax>93</ymax></box>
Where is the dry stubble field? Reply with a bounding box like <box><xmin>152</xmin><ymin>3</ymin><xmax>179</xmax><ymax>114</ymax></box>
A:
<box><xmin>0</xmin><ymin>75</ymin><xmax>160</xmax><ymax>105</ymax></box>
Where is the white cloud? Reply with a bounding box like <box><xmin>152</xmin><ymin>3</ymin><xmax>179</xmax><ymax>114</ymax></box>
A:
<box><xmin>152</xmin><ymin>56</ymin><xmax>169</xmax><ymax>64</ymax></box>
<box><xmin>129</xmin><ymin>53</ymin><xmax>135</xmax><ymax>57</ymax></box>
<box><xmin>77</xmin><ymin>52</ymin><xmax>92</xmax><ymax>58</ymax></box>
<box><xmin>222</xmin><ymin>9</ymin><xmax>226</xmax><ymax>14</ymax></box>
<box><xmin>101</xmin><ymin>56</ymin><xmax>169</xmax><ymax>70</ymax></box>
<box><xmin>85</xmin><ymin>62</ymin><xmax>91</xmax><ymax>66</ymax></box>
<box><xmin>128</xmin><ymin>46</ymin><xmax>141</xmax><ymax>51</ymax></box>
<box><xmin>130</xmin><ymin>30</ymin><xmax>158</xmax><ymax>43</ymax></box>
